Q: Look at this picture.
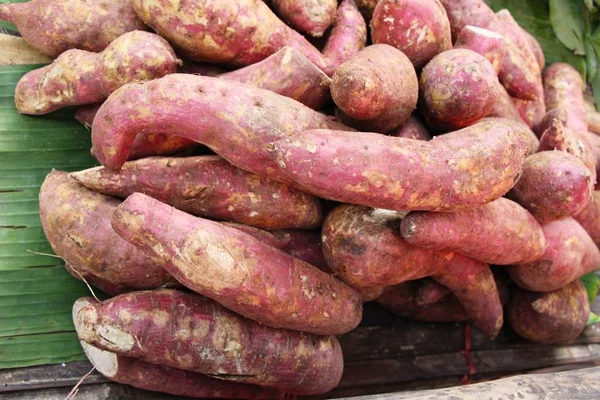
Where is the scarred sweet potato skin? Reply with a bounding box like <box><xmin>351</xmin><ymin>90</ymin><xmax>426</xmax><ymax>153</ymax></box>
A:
<box><xmin>15</xmin><ymin>31</ymin><xmax>178</xmax><ymax>115</ymax></box>
<box><xmin>73</xmin><ymin>298</ymin><xmax>278</xmax><ymax>399</ymax></box>
<box><xmin>331</xmin><ymin>44</ymin><xmax>418</xmax><ymax>133</ymax></box>
<box><xmin>389</xmin><ymin>116</ymin><xmax>432</xmax><ymax>141</ymax></box>
<box><xmin>0</xmin><ymin>0</ymin><xmax>146</xmax><ymax>58</ymax></box>
<box><xmin>508</xmin><ymin>218</ymin><xmax>600</xmax><ymax>292</ymax></box>
<box><xmin>419</xmin><ymin>49</ymin><xmax>499</xmax><ymax>130</ymax></box>
<box><xmin>513</xmin><ymin>97</ymin><xmax>546</xmax><ymax>132</ymax></box>
<box><xmin>270</xmin><ymin>0</ymin><xmax>337</xmax><ymax>37</ymax></box>
<box><xmin>269</xmin><ymin>118</ymin><xmax>531</xmax><ymax>212</ymax></box>
<box><xmin>91</xmin><ymin>74</ymin><xmax>351</xmax><ymax>181</ymax></box>
<box><xmin>400</xmin><ymin>197</ymin><xmax>546</xmax><ymax>265</ymax></box>
<box><xmin>544</xmin><ymin>63</ymin><xmax>588</xmax><ymax>134</ymax></box>
<box><xmin>574</xmin><ymin>191</ymin><xmax>600</xmax><ymax>247</ymax></box>
<box><xmin>220</xmin><ymin>46</ymin><xmax>331</xmax><ymax>110</ymax></box>
<box><xmin>71</xmin><ymin>155</ymin><xmax>322</xmax><ymax>230</ymax></box>
<box><xmin>508</xmin><ymin>151</ymin><xmax>593</xmax><ymax>222</ymax></box>
<box><xmin>112</xmin><ymin>193</ymin><xmax>362</xmax><ymax>336</ymax></box>
<box><xmin>371</xmin><ymin>0</ymin><xmax>452</xmax><ymax>68</ymax></box>
<box><xmin>75</xmin><ymin>289</ymin><xmax>344</xmax><ymax>394</ymax></box>
<box><xmin>321</xmin><ymin>205</ymin><xmax>503</xmax><ymax>337</ymax></box>
<box><xmin>508</xmin><ymin>281</ymin><xmax>589</xmax><ymax>344</ymax></box>
<box><xmin>455</xmin><ymin>25</ymin><xmax>506</xmax><ymax>74</ymax></box>
<box><xmin>39</xmin><ymin>171</ymin><xmax>174</xmax><ymax>295</ymax></box>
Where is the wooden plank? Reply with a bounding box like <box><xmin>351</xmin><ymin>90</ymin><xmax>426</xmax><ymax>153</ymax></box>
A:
<box><xmin>1</xmin><ymin>383</ymin><xmax>192</xmax><ymax>400</ymax></box>
<box><xmin>347</xmin><ymin>366</ymin><xmax>600</xmax><ymax>400</ymax></box>
<box><xmin>0</xmin><ymin>34</ymin><xmax>51</xmax><ymax>65</ymax></box>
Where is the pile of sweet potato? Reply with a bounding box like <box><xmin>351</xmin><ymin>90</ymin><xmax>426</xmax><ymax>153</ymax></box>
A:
<box><xmin>9</xmin><ymin>0</ymin><xmax>600</xmax><ymax>395</ymax></box>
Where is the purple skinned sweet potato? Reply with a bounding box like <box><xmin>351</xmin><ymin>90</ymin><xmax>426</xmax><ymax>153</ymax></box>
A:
<box><xmin>91</xmin><ymin>74</ymin><xmax>352</xmax><ymax>182</ymax></box>
<box><xmin>15</xmin><ymin>31</ymin><xmax>179</xmax><ymax>115</ymax></box>
<box><xmin>415</xmin><ymin>279</ymin><xmax>451</xmax><ymax>305</ymax></box>
<box><xmin>574</xmin><ymin>191</ymin><xmax>600</xmax><ymax>248</ymax></box>
<box><xmin>508</xmin><ymin>281</ymin><xmax>589</xmax><ymax>344</ymax></box>
<box><xmin>371</xmin><ymin>0</ymin><xmax>452</xmax><ymax>69</ymax></box>
<box><xmin>437</xmin><ymin>0</ymin><xmax>495</xmax><ymax>41</ymax></box>
<box><xmin>39</xmin><ymin>171</ymin><xmax>174</xmax><ymax>295</ymax></box>
<box><xmin>522</xmin><ymin>28</ymin><xmax>545</xmax><ymax>70</ymax></box>
<box><xmin>270</xmin><ymin>0</ymin><xmax>337</xmax><ymax>37</ymax></box>
<box><xmin>455</xmin><ymin>25</ymin><xmax>506</xmax><ymax>74</ymax></box>
<box><xmin>508</xmin><ymin>218</ymin><xmax>600</xmax><ymax>292</ymax></box>
<box><xmin>488</xmin><ymin>83</ymin><xmax>525</xmax><ymax>122</ymax></box>
<box><xmin>71</xmin><ymin>155</ymin><xmax>322</xmax><ymax>230</ymax></box>
<box><xmin>0</xmin><ymin>0</ymin><xmax>146</xmax><ymax>58</ymax></box>
<box><xmin>321</xmin><ymin>204</ymin><xmax>503</xmax><ymax>337</ymax></box>
<box><xmin>400</xmin><ymin>197</ymin><xmax>546</xmax><ymax>265</ymax></box>
<box><xmin>75</xmin><ymin>289</ymin><xmax>343</xmax><ymax>394</ymax></box>
<box><xmin>389</xmin><ymin>116</ymin><xmax>432</xmax><ymax>141</ymax></box>
<box><xmin>508</xmin><ymin>151</ymin><xmax>593</xmax><ymax>222</ymax></box>
<box><xmin>220</xmin><ymin>46</ymin><xmax>331</xmax><ymax>109</ymax></box>
<box><xmin>111</xmin><ymin>193</ymin><xmax>362</xmax><ymax>336</ymax></box>
<box><xmin>268</xmin><ymin>118</ymin><xmax>531</xmax><ymax>212</ymax></box>
<box><xmin>513</xmin><ymin>97</ymin><xmax>546</xmax><ymax>131</ymax></box>
<box><xmin>537</xmin><ymin>108</ymin><xmax>568</xmax><ymax>138</ymax></box>
<box><xmin>73</xmin><ymin>298</ymin><xmax>279</xmax><ymax>399</ymax></box>
<box><xmin>544</xmin><ymin>63</ymin><xmax>588</xmax><ymax>134</ymax></box>
<box><xmin>331</xmin><ymin>44</ymin><xmax>418</xmax><ymax>133</ymax></box>
<box><xmin>419</xmin><ymin>49</ymin><xmax>500</xmax><ymax>131</ymax></box>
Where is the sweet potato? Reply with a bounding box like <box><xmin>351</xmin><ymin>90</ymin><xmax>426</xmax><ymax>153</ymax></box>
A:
<box><xmin>513</xmin><ymin>97</ymin><xmax>546</xmax><ymax>131</ymax></box>
<box><xmin>508</xmin><ymin>281</ymin><xmax>589</xmax><ymax>344</ymax></box>
<box><xmin>71</xmin><ymin>155</ymin><xmax>322</xmax><ymax>230</ymax></box>
<box><xmin>415</xmin><ymin>279</ymin><xmax>450</xmax><ymax>305</ymax></box>
<box><xmin>91</xmin><ymin>74</ymin><xmax>352</xmax><ymax>182</ymax></box>
<box><xmin>15</xmin><ymin>31</ymin><xmax>179</xmax><ymax>115</ymax></box>
<box><xmin>544</xmin><ymin>63</ymin><xmax>588</xmax><ymax>134</ymax></box>
<box><xmin>588</xmin><ymin>132</ymin><xmax>600</xmax><ymax>188</ymax></box>
<box><xmin>268</xmin><ymin>118</ymin><xmax>531</xmax><ymax>212</ymax></box>
<box><xmin>331</xmin><ymin>44</ymin><xmax>418</xmax><ymax>133</ymax></box>
<box><xmin>419</xmin><ymin>49</ymin><xmax>499</xmax><ymax>130</ymax></box>
<box><xmin>270</xmin><ymin>0</ymin><xmax>337</xmax><ymax>37</ymax></box>
<box><xmin>488</xmin><ymin>84</ymin><xmax>524</xmax><ymax>122</ymax></box>
<box><xmin>455</xmin><ymin>25</ymin><xmax>506</xmax><ymax>74</ymax></box>
<box><xmin>112</xmin><ymin>193</ymin><xmax>362</xmax><ymax>335</ymax></box>
<box><xmin>439</xmin><ymin>1</ymin><xmax>541</xmax><ymax>101</ymax></box>
<box><xmin>75</xmin><ymin>289</ymin><xmax>344</xmax><ymax>394</ymax></box>
<box><xmin>321</xmin><ymin>0</ymin><xmax>368</xmax><ymax>73</ymax></box>
<box><xmin>508</xmin><ymin>151</ymin><xmax>593</xmax><ymax>222</ymax></box>
<box><xmin>39</xmin><ymin>171</ymin><xmax>174</xmax><ymax>295</ymax></box>
<box><xmin>73</xmin><ymin>298</ymin><xmax>278</xmax><ymax>399</ymax></box>
<box><xmin>0</xmin><ymin>0</ymin><xmax>145</xmax><ymax>58</ymax></box>
<box><xmin>389</xmin><ymin>116</ymin><xmax>432</xmax><ymax>141</ymax></box>
<box><xmin>371</xmin><ymin>0</ymin><xmax>452</xmax><ymax>68</ymax></box>
<box><xmin>508</xmin><ymin>218</ymin><xmax>600</xmax><ymax>292</ymax></box>
<box><xmin>401</xmin><ymin>197</ymin><xmax>546</xmax><ymax>265</ymax></box>
<box><xmin>220</xmin><ymin>46</ymin><xmax>331</xmax><ymax>110</ymax></box>
<box><xmin>522</xmin><ymin>28</ymin><xmax>545</xmax><ymax>70</ymax></box>
<box><xmin>321</xmin><ymin>205</ymin><xmax>503</xmax><ymax>337</ymax></box>
<box><xmin>538</xmin><ymin>119</ymin><xmax>597</xmax><ymax>184</ymax></box>
<box><xmin>574</xmin><ymin>191</ymin><xmax>600</xmax><ymax>247</ymax></box>
<box><xmin>536</xmin><ymin>108</ymin><xmax>568</xmax><ymax>137</ymax></box>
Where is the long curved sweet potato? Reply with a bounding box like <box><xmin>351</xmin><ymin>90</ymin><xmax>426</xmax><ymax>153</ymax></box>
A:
<box><xmin>268</xmin><ymin>118</ymin><xmax>531</xmax><ymax>212</ymax></box>
<box><xmin>508</xmin><ymin>218</ymin><xmax>600</xmax><ymax>292</ymax></box>
<box><xmin>0</xmin><ymin>0</ymin><xmax>145</xmax><ymax>57</ymax></box>
<box><xmin>112</xmin><ymin>193</ymin><xmax>362</xmax><ymax>336</ymax></box>
<box><xmin>419</xmin><ymin>49</ymin><xmax>499</xmax><ymax>131</ymax></box>
<box><xmin>71</xmin><ymin>155</ymin><xmax>322</xmax><ymax>230</ymax></box>
<box><xmin>508</xmin><ymin>281</ymin><xmax>589</xmax><ymax>344</ymax></box>
<box><xmin>73</xmin><ymin>298</ymin><xmax>278</xmax><ymax>399</ymax></box>
<box><xmin>270</xmin><ymin>0</ymin><xmax>337</xmax><ymax>37</ymax></box>
<box><xmin>574</xmin><ymin>191</ymin><xmax>600</xmax><ymax>247</ymax></box>
<box><xmin>455</xmin><ymin>25</ymin><xmax>506</xmax><ymax>74</ymax></box>
<box><xmin>321</xmin><ymin>205</ymin><xmax>503</xmax><ymax>337</ymax></box>
<box><xmin>39</xmin><ymin>171</ymin><xmax>174</xmax><ymax>295</ymax></box>
<box><xmin>91</xmin><ymin>74</ymin><xmax>352</xmax><ymax>181</ymax></box>
<box><xmin>401</xmin><ymin>197</ymin><xmax>546</xmax><ymax>265</ymax></box>
<box><xmin>75</xmin><ymin>290</ymin><xmax>343</xmax><ymax>394</ymax></box>
<box><xmin>220</xmin><ymin>46</ymin><xmax>331</xmax><ymax>110</ymax></box>
<box><xmin>15</xmin><ymin>31</ymin><xmax>179</xmax><ymax>115</ymax></box>
<box><xmin>508</xmin><ymin>151</ymin><xmax>593</xmax><ymax>222</ymax></box>
<box><xmin>331</xmin><ymin>44</ymin><xmax>418</xmax><ymax>133</ymax></box>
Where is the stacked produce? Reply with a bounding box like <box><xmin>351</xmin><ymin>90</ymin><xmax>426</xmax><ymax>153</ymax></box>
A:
<box><xmin>5</xmin><ymin>0</ymin><xmax>599</xmax><ymax>395</ymax></box>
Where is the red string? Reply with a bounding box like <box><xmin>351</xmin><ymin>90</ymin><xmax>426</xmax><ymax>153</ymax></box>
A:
<box><xmin>460</xmin><ymin>322</ymin><xmax>476</xmax><ymax>384</ymax></box>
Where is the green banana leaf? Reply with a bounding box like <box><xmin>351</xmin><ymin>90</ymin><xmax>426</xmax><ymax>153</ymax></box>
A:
<box><xmin>0</xmin><ymin>64</ymin><xmax>96</xmax><ymax>368</ymax></box>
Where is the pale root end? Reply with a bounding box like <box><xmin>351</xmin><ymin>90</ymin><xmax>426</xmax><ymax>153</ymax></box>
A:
<box><xmin>464</xmin><ymin>25</ymin><xmax>504</xmax><ymax>39</ymax></box>
<box><xmin>69</xmin><ymin>166</ymin><xmax>104</xmax><ymax>186</ymax></box>
<box><xmin>0</xmin><ymin>4</ymin><xmax>14</xmax><ymax>23</ymax></box>
<box><xmin>75</xmin><ymin>303</ymin><xmax>136</xmax><ymax>353</ymax></box>
<box><xmin>72</xmin><ymin>298</ymin><xmax>120</xmax><ymax>379</ymax></box>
